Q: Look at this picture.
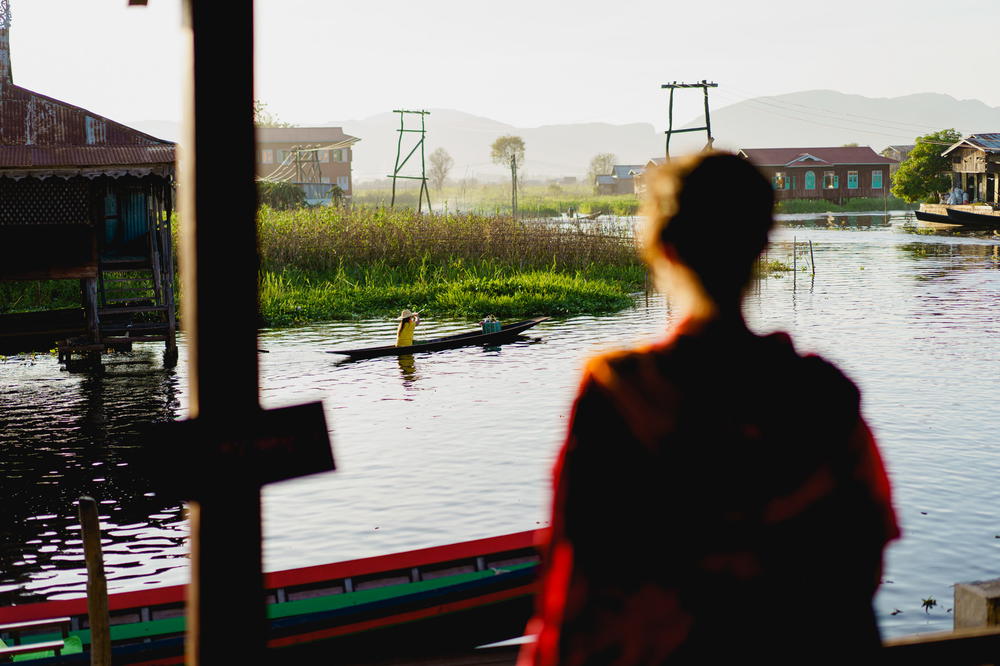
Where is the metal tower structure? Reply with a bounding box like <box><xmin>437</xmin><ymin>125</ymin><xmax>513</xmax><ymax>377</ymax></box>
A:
<box><xmin>661</xmin><ymin>80</ymin><xmax>718</xmax><ymax>159</ymax></box>
<box><xmin>291</xmin><ymin>144</ymin><xmax>323</xmax><ymax>200</ymax></box>
<box><xmin>388</xmin><ymin>109</ymin><xmax>431</xmax><ymax>213</ymax></box>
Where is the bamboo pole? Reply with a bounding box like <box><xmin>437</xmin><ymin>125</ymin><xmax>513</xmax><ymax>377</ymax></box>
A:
<box><xmin>809</xmin><ymin>239</ymin><xmax>816</xmax><ymax>276</ymax></box>
<box><xmin>78</xmin><ymin>497</ymin><xmax>110</xmax><ymax>666</ymax></box>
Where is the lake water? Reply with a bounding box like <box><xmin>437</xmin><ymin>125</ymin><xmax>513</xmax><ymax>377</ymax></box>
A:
<box><xmin>2</xmin><ymin>214</ymin><xmax>999</xmax><ymax>639</ymax></box>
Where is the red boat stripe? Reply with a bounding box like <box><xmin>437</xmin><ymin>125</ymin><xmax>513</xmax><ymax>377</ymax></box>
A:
<box><xmin>0</xmin><ymin>531</ymin><xmax>542</xmax><ymax>624</ymax></box>
<box><xmin>267</xmin><ymin>584</ymin><xmax>535</xmax><ymax>649</ymax></box>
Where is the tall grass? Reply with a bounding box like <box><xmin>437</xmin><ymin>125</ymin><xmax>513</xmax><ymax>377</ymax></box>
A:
<box><xmin>775</xmin><ymin>196</ymin><xmax>916</xmax><ymax>213</ymax></box>
<box><xmin>257</xmin><ymin>206</ymin><xmax>644</xmax><ymax>324</ymax></box>
<box><xmin>0</xmin><ymin>280</ymin><xmax>80</xmax><ymax>313</ymax></box>
<box><xmin>352</xmin><ymin>182</ymin><xmax>640</xmax><ymax>217</ymax></box>
<box><xmin>258</xmin><ymin>206</ymin><xmax>639</xmax><ymax>272</ymax></box>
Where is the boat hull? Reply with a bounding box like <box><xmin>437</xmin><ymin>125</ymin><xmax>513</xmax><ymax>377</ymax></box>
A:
<box><xmin>945</xmin><ymin>207</ymin><xmax>1000</xmax><ymax>227</ymax></box>
<box><xmin>327</xmin><ymin>317</ymin><xmax>550</xmax><ymax>359</ymax></box>
<box><xmin>913</xmin><ymin>210</ymin><xmax>957</xmax><ymax>224</ymax></box>
<box><xmin>0</xmin><ymin>531</ymin><xmax>541</xmax><ymax>664</ymax></box>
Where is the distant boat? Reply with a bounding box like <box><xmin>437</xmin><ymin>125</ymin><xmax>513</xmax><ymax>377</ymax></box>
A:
<box><xmin>563</xmin><ymin>212</ymin><xmax>601</xmax><ymax>220</ymax></box>
<box><xmin>327</xmin><ymin>317</ymin><xmax>549</xmax><ymax>359</ymax></box>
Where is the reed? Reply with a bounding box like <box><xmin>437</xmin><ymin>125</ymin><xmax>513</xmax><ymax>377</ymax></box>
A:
<box><xmin>775</xmin><ymin>196</ymin><xmax>915</xmax><ymax>214</ymax></box>
<box><xmin>257</xmin><ymin>206</ymin><xmax>643</xmax><ymax>324</ymax></box>
<box><xmin>257</xmin><ymin>206</ymin><xmax>640</xmax><ymax>275</ymax></box>
<box><xmin>352</xmin><ymin>183</ymin><xmax>641</xmax><ymax>217</ymax></box>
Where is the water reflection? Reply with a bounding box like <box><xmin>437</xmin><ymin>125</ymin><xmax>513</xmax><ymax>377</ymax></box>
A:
<box><xmin>397</xmin><ymin>354</ymin><xmax>418</xmax><ymax>385</ymax></box>
<box><xmin>0</xmin><ymin>351</ymin><xmax>187</xmax><ymax>603</ymax></box>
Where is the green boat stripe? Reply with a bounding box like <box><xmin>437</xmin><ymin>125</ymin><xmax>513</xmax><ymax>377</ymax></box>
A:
<box><xmin>22</xmin><ymin>563</ymin><xmax>536</xmax><ymax>648</ymax></box>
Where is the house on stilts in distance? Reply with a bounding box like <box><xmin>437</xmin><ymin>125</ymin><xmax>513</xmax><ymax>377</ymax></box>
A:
<box><xmin>0</xmin><ymin>3</ymin><xmax>177</xmax><ymax>368</ymax></box>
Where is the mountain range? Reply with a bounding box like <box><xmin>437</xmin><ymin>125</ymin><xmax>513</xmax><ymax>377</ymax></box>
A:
<box><xmin>128</xmin><ymin>90</ymin><xmax>1000</xmax><ymax>184</ymax></box>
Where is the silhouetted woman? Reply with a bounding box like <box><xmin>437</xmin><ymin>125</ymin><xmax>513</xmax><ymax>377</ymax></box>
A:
<box><xmin>520</xmin><ymin>152</ymin><xmax>899</xmax><ymax>665</ymax></box>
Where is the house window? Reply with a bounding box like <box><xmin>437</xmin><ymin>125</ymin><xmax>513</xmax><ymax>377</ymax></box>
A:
<box><xmin>872</xmin><ymin>170</ymin><xmax>883</xmax><ymax>189</ymax></box>
<box><xmin>318</xmin><ymin>150</ymin><xmax>329</xmax><ymax>163</ymax></box>
<box><xmin>805</xmin><ymin>171</ymin><xmax>816</xmax><ymax>190</ymax></box>
<box><xmin>336</xmin><ymin>176</ymin><xmax>349</xmax><ymax>191</ymax></box>
<box><xmin>332</xmin><ymin>149</ymin><xmax>344</xmax><ymax>162</ymax></box>
<box><xmin>847</xmin><ymin>171</ymin><xmax>859</xmax><ymax>189</ymax></box>
<box><xmin>823</xmin><ymin>171</ymin><xmax>838</xmax><ymax>189</ymax></box>
<box><xmin>261</xmin><ymin>149</ymin><xmax>274</xmax><ymax>164</ymax></box>
<box><xmin>773</xmin><ymin>172</ymin><xmax>786</xmax><ymax>190</ymax></box>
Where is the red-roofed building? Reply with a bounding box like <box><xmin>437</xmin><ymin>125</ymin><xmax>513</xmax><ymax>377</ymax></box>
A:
<box><xmin>0</xmin><ymin>8</ymin><xmax>177</xmax><ymax>365</ymax></box>
<box><xmin>738</xmin><ymin>146</ymin><xmax>896</xmax><ymax>204</ymax></box>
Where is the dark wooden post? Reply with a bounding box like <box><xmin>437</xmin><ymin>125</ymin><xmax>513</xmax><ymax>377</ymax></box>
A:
<box><xmin>78</xmin><ymin>497</ymin><xmax>110</xmax><ymax>666</ymax></box>
<box><xmin>179</xmin><ymin>1</ymin><xmax>262</xmax><ymax>663</ymax></box>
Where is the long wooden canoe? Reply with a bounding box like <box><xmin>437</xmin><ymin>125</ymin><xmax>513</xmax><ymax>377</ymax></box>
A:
<box><xmin>327</xmin><ymin>317</ymin><xmax>550</xmax><ymax>359</ymax></box>
<box><xmin>914</xmin><ymin>210</ymin><xmax>958</xmax><ymax>224</ymax></box>
<box><xmin>0</xmin><ymin>531</ymin><xmax>541</xmax><ymax>664</ymax></box>
<box><xmin>945</xmin><ymin>207</ymin><xmax>1000</xmax><ymax>228</ymax></box>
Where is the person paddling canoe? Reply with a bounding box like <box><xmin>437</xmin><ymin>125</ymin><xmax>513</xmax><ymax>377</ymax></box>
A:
<box><xmin>395</xmin><ymin>309</ymin><xmax>421</xmax><ymax>347</ymax></box>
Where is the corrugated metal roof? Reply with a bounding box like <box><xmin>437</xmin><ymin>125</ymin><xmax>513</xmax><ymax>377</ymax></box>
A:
<box><xmin>0</xmin><ymin>145</ymin><xmax>174</xmax><ymax>168</ymax></box>
<box><xmin>739</xmin><ymin>147</ymin><xmax>896</xmax><ymax>166</ymax></box>
<box><xmin>0</xmin><ymin>84</ymin><xmax>174</xmax><ymax>170</ymax></box>
<box><xmin>611</xmin><ymin>164</ymin><xmax>645</xmax><ymax>179</ymax></box>
<box><xmin>963</xmin><ymin>133</ymin><xmax>1000</xmax><ymax>152</ymax></box>
<box><xmin>595</xmin><ymin>174</ymin><xmax>615</xmax><ymax>185</ymax></box>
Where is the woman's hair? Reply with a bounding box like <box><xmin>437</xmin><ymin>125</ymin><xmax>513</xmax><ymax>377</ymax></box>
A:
<box><xmin>640</xmin><ymin>152</ymin><xmax>774</xmax><ymax>305</ymax></box>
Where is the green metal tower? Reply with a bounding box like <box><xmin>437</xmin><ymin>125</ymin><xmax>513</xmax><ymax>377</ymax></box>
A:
<box><xmin>661</xmin><ymin>80</ymin><xmax>718</xmax><ymax>159</ymax></box>
<box><xmin>389</xmin><ymin>109</ymin><xmax>431</xmax><ymax>213</ymax></box>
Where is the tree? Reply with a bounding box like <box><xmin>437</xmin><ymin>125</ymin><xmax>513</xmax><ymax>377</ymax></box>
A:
<box><xmin>257</xmin><ymin>180</ymin><xmax>305</xmax><ymax>209</ymax></box>
<box><xmin>428</xmin><ymin>148</ymin><xmax>454</xmax><ymax>191</ymax></box>
<box><xmin>587</xmin><ymin>153</ymin><xmax>617</xmax><ymax>193</ymax></box>
<box><xmin>253</xmin><ymin>100</ymin><xmax>295</xmax><ymax>128</ymax></box>
<box><xmin>491</xmin><ymin>135</ymin><xmax>525</xmax><ymax>216</ymax></box>
<box><xmin>891</xmin><ymin>129</ymin><xmax>962</xmax><ymax>203</ymax></box>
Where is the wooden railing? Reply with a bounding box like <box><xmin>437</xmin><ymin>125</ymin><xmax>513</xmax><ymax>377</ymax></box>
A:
<box><xmin>882</xmin><ymin>626</ymin><xmax>1000</xmax><ymax>665</ymax></box>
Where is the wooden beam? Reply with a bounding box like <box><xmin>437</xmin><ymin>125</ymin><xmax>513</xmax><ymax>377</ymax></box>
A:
<box><xmin>179</xmin><ymin>0</ymin><xmax>262</xmax><ymax>664</ymax></box>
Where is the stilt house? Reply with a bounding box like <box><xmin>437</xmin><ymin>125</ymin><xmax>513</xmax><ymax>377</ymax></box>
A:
<box><xmin>941</xmin><ymin>133</ymin><xmax>1000</xmax><ymax>205</ymax></box>
<box><xmin>0</xmin><ymin>5</ymin><xmax>177</xmax><ymax>365</ymax></box>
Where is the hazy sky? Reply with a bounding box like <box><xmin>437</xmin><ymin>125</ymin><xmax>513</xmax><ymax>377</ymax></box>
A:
<box><xmin>9</xmin><ymin>0</ymin><xmax>999</xmax><ymax>130</ymax></box>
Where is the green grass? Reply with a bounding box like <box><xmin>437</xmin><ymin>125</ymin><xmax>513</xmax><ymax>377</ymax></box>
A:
<box><xmin>0</xmin><ymin>279</ymin><xmax>80</xmax><ymax>314</ymax></box>
<box><xmin>775</xmin><ymin>196</ymin><xmax>916</xmax><ymax>213</ymax></box>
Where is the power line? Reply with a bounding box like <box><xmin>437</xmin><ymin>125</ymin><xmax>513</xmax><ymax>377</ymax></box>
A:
<box><xmin>717</xmin><ymin>86</ymin><xmax>949</xmax><ymax>136</ymax></box>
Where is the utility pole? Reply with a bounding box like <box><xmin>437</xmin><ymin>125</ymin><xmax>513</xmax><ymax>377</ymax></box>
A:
<box><xmin>511</xmin><ymin>153</ymin><xmax>518</xmax><ymax>218</ymax></box>
<box><xmin>661</xmin><ymin>80</ymin><xmax>718</xmax><ymax>160</ymax></box>
<box><xmin>389</xmin><ymin>109</ymin><xmax>432</xmax><ymax>214</ymax></box>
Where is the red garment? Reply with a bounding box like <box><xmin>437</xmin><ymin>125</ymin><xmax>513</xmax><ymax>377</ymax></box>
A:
<box><xmin>520</xmin><ymin>321</ymin><xmax>899</xmax><ymax>665</ymax></box>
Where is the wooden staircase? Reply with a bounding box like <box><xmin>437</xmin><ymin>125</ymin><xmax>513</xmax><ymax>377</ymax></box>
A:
<box><xmin>97</xmin><ymin>258</ymin><xmax>173</xmax><ymax>347</ymax></box>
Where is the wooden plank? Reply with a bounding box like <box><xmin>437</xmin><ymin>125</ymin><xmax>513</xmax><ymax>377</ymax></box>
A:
<box><xmin>882</xmin><ymin>626</ymin><xmax>1000</xmax><ymax>664</ymax></box>
<box><xmin>0</xmin><ymin>617</ymin><xmax>70</xmax><ymax>633</ymax></box>
<box><xmin>0</xmin><ymin>640</ymin><xmax>66</xmax><ymax>658</ymax></box>
<box><xmin>0</xmin><ymin>265</ymin><xmax>98</xmax><ymax>281</ymax></box>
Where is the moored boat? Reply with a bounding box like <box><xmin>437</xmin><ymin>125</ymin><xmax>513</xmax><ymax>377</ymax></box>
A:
<box><xmin>945</xmin><ymin>206</ymin><xmax>1000</xmax><ymax>228</ymax></box>
<box><xmin>327</xmin><ymin>317</ymin><xmax>549</xmax><ymax>359</ymax></box>
<box><xmin>0</xmin><ymin>531</ymin><xmax>541</xmax><ymax>664</ymax></box>
<box><xmin>914</xmin><ymin>210</ymin><xmax>958</xmax><ymax>224</ymax></box>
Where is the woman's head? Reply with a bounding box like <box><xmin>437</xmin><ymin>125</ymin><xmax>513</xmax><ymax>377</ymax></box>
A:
<box><xmin>641</xmin><ymin>152</ymin><xmax>774</xmax><ymax>309</ymax></box>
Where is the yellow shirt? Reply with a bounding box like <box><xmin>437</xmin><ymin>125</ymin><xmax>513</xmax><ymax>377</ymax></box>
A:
<box><xmin>396</xmin><ymin>319</ymin><xmax>417</xmax><ymax>346</ymax></box>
